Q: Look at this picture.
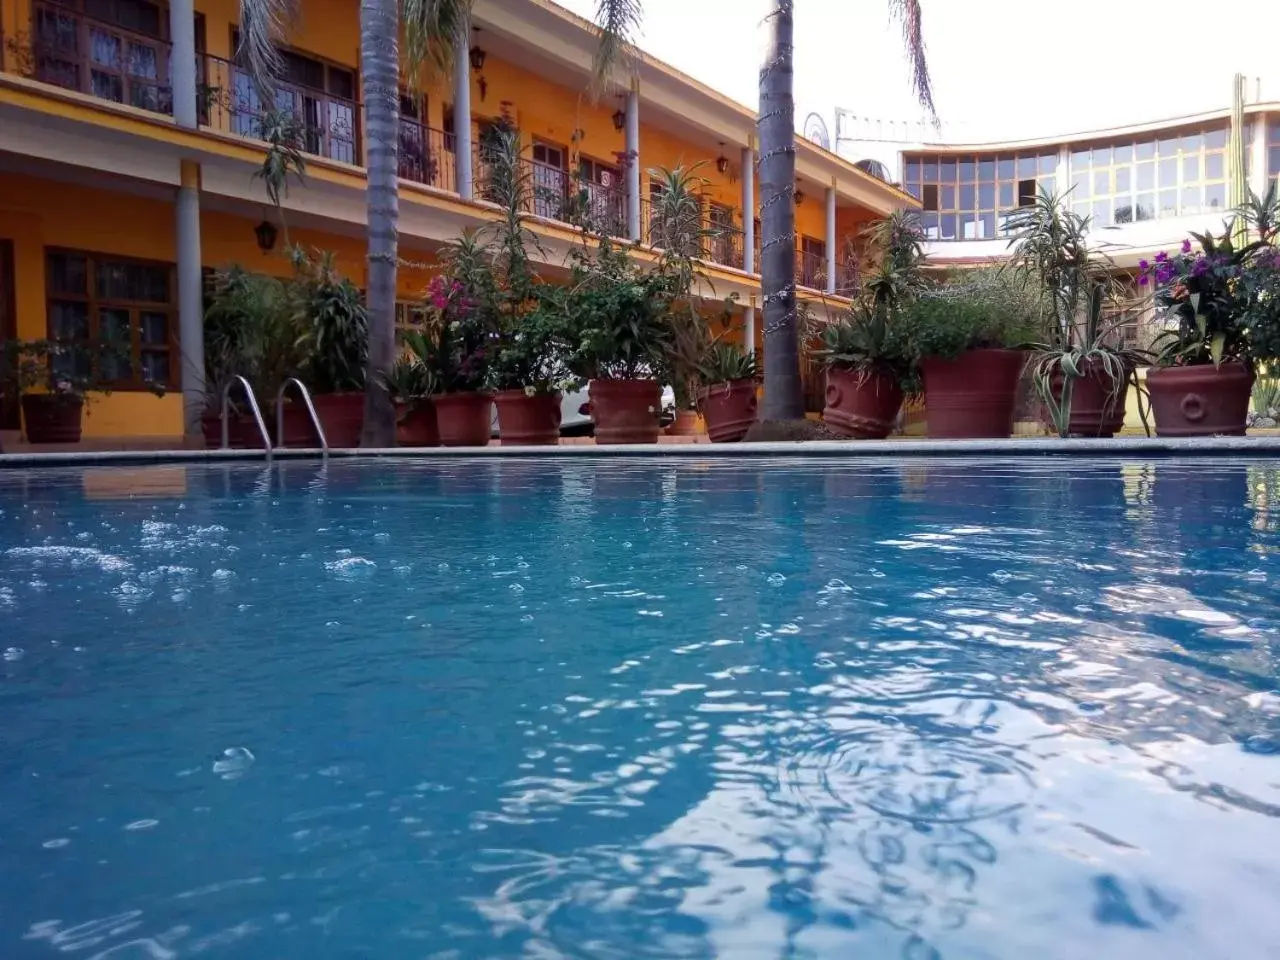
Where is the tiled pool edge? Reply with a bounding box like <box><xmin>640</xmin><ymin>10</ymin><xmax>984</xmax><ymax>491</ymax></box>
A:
<box><xmin>4</xmin><ymin>435</ymin><xmax>1280</xmax><ymax>467</ymax></box>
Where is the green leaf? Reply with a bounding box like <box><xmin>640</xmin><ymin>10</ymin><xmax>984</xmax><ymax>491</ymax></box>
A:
<box><xmin>1210</xmin><ymin>333</ymin><xmax>1225</xmax><ymax>367</ymax></box>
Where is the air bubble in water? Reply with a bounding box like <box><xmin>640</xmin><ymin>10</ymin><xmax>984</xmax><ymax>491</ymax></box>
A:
<box><xmin>213</xmin><ymin>747</ymin><xmax>255</xmax><ymax>780</ymax></box>
<box><xmin>509</xmin><ymin>583</ymin><xmax>525</xmax><ymax>594</ymax></box>
<box><xmin>767</xmin><ymin>573</ymin><xmax>787</xmax><ymax>587</ymax></box>
<box><xmin>212</xmin><ymin>569</ymin><xmax>235</xmax><ymax>581</ymax></box>
<box><xmin>374</xmin><ymin>532</ymin><xmax>391</xmax><ymax>544</ymax></box>
<box><xmin>4</xmin><ymin>647</ymin><xmax>24</xmax><ymax>661</ymax></box>
<box><xmin>325</xmin><ymin>557</ymin><xmax>376</xmax><ymax>580</ymax></box>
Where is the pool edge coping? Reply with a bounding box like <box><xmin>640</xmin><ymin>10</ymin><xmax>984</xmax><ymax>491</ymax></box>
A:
<box><xmin>4</xmin><ymin>435</ymin><xmax>1280</xmax><ymax>467</ymax></box>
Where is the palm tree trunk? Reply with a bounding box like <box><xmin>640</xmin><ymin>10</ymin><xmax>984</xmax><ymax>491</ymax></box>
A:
<box><xmin>359</xmin><ymin>0</ymin><xmax>400</xmax><ymax>447</ymax></box>
<box><xmin>758</xmin><ymin>0</ymin><xmax>803</xmax><ymax>421</ymax></box>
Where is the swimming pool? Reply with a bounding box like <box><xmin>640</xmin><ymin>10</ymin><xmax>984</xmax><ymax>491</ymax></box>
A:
<box><xmin>2</xmin><ymin>457</ymin><xmax>1279</xmax><ymax>959</ymax></box>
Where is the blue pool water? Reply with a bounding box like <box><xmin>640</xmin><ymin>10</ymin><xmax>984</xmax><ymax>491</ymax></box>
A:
<box><xmin>2</xmin><ymin>457</ymin><xmax>1280</xmax><ymax>959</ymax></box>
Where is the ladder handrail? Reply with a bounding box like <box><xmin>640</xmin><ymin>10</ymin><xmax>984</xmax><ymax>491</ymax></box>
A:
<box><xmin>276</xmin><ymin>378</ymin><xmax>328</xmax><ymax>454</ymax></box>
<box><xmin>222</xmin><ymin>375</ymin><xmax>272</xmax><ymax>455</ymax></box>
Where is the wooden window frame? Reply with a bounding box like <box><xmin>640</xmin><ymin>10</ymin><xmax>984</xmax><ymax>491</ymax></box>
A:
<box><xmin>0</xmin><ymin>240</ymin><xmax>18</xmax><ymax>429</ymax></box>
<box><xmin>45</xmin><ymin>247</ymin><xmax>179</xmax><ymax>392</ymax></box>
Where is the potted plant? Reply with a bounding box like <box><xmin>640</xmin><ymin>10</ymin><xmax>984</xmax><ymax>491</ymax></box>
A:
<box><xmin>1005</xmin><ymin>190</ymin><xmax>1147</xmax><ymax>438</ymax></box>
<box><xmin>697</xmin><ymin>341</ymin><xmax>758</xmax><ymax>442</ymax></box>
<box><xmin>292</xmin><ymin>249</ymin><xmax>369</xmax><ymax>447</ymax></box>
<box><xmin>381</xmin><ymin>356</ymin><xmax>439</xmax><ymax>447</ymax></box>
<box><xmin>1</xmin><ymin>340</ymin><xmax>90</xmax><ymax>443</ymax></box>
<box><xmin>408</xmin><ymin>236</ymin><xmax>497</xmax><ymax>447</ymax></box>
<box><xmin>902</xmin><ymin>269</ymin><xmax>1043</xmax><ymax>439</ymax></box>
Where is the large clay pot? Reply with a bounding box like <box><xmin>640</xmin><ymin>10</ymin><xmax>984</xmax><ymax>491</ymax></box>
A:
<box><xmin>590</xmin><ymin>378</ymin><xmax>661</xmax><ymax>444</ymax></box>
<box><xmin>433</xmin><ymin>391</ymin><xmax>494</xmax><ymax>447</ymax></box>
<box><xmin>311</xmin><ymin>392</ymin><xmax>364</xmax><ymax>447</ymax></box>
<box><xmin>920</xmin><ymin>349</ymin><xmax>1026</xmax><ymax>439</ymax></box>
<box><xmin>823</xmin><ymin>367</ymin><xmax>903</xmax><ymax>440</ymax></box>
<box><xmin>22</xmin><ymin>394</ymin><xmax>83</xmax><ymax>444</ymax></box>
<box><xmin>203</xmin><ymin>411</ymin><xmax>269</xmax><ymax>449</ymax></box>
<box><xmin>1147</xmin><ymin>362</ymin><xmax>1253</xmax><ymax>437</ymax></box>
<box><xmin>395</xmin><ymin>401</ymin><xmax>439</xmax><ymax>447</ymax></box>
<box><xmin>699</xmin><ymin>379</ymin><xmax>758</xmax><ymax>443</ymax></box>
<box><xmin>494</xmin><ymin>390</ymin><xmax>561</xmax><ymax>446</ymax></box>
<box><xmin>1042</xmin><ymin>358</ymin><xmax>1131</xmax><ymax>438</ymax></box>
<box><xmin>667</xmin><ymin>409</ymin><xmax>702</xmax><ymax>437</ymax></box>
<box><xmin>274</xmin><ymin>402</ymin><xmax>314</xmax><ymax>448</ymax></box>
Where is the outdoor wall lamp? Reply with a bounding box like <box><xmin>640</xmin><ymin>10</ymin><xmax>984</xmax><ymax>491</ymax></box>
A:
<box><xmin>794</xmin><ymin>189</ymin><xmax>805</xmax><ymax>205</ymax></box>
<box><xmin>612</xmin><ymin>108</ymin><xmax>626</xmax><ymax>131</ymax></box>
<box><xmin>715</xmin><ymin>144</ymin><xmax>729</xmax><ymax>174</ymax></box>
<box><xmin>254</xmin><ymin>220</ymin><xmax>278</xmax><ymax>252</ymax></box>
<box><xmin>469</xmin><ymin>45</ymin><xmax>487</xmax><ymax>70</ymax></box>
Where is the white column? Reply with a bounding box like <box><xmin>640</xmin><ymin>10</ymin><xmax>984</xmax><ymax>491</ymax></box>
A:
<box><xmin>625</xmin><ymin>83</ymin><xmax>641</xmax><ymax>241</ymax></box>
<box><xmin>453</xmin><ymin>28</ymin><xmax>473</xmax><ymax>200</ymax></box>
<box><xmin>168</xmin><ymin>0</ymin><xmax>197</xmax><ymax>128</ymax></box>
<box><xmin>176</xmin><ymin>160</ymin><xmax>204</xmax><ymax>439</ymax></box>
<box><xmin>1250</xmin><ymin>111</ymin><xmax>1268</xmax><ymax>200</ymax></box>
<box><xmin>824</xmin><ymin>184</ymin><xmax>836</xmax><ymax>295</ymax></box>
<box><xmin>741</xmin><ymin>144</ymin><xmax>755</xmax><ymax>274</ymax></box>
<box><xmin>744</xmin><ymin>297</ymin><xmax>756</xmax><ymax>357</ymax></box>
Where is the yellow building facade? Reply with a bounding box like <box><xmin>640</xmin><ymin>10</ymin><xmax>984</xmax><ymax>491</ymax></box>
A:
<box><xmin>0</xmin><ymin>0</ymin><xmax>914</xmax><ymax>440</ymax></box>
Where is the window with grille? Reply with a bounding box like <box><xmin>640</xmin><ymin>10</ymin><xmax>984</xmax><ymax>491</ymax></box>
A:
<box><xmin>45</xmin><ymin>249</ymin><xmax>177</xmax><ymax>390</ymax></box>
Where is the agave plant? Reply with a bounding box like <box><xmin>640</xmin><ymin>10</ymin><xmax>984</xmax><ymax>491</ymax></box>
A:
<box><xmin>699</xmin><ymin>341</ymin><xmax>757</xmax><ymax>386</ymax></box>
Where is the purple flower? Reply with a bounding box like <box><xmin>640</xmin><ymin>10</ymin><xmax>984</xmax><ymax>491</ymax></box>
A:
<box><xmin>1137</xmin><ymin>274</ymin><xmax>1149</xmax><ymax>286</ymax></box>
<box><xmin>1138</xmin><ymin>259</ymin><xmax>1151</xmax><ymax>272</ymax></box>
<box><xmin>1155</xmin><ymin>251</ymin><xmax>1168</xmax><ymax>264</ymax></box>
<box><xmin>1192</xmin><ymin>257</ymin><xmax>1210</xmax><ymax>277</ymax></box>
<box><xmin>1181</xmin><ymin>238</ymin><xmax>1192</xmax><ymax>254</ymax></box>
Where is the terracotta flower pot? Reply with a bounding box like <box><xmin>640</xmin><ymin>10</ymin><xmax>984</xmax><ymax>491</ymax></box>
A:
<box><xmin>311</xmin><ymin>392</ymin><xmax>365</xmax><ymax>447</ymax></box>
<box><xmin>274</xmin><ymin>402</ymin><xmax>314</xmax><ymax>448</ymax></box>
<box><xmin>699</xmin><ymin>379</ymin><xmax>758</xmax><ymax>443</ymax></box>
<box><xmin>667</xmin><ymin>409</ymin><xmax>702</xmax><ymax>437</ymax></box>
<box><xmin>494</xmin><ymin>390</ymin><xmax>561</xmax><ymax>445</ymax></box>
<box><xmin>395</xmin><ymin>401</ymin><xmax>439</xmax><ymax>447</ymax></box>
<box><xmin>920</xmin><ymin>349</ymin><xmax>1026</xmax><ymax>439</ymax></box>
<box><xmin>1042</xmin><ymin>358</ymin><xmax>1131</xmax><ymax>438</ymax></box>
<box><xmin>22</xmin><ymin>394</ymin><xmax>83</xmax><ymax>444</ymax></box>
<box><xmin>589</xmin><ymin>378</ymin><xmax>661</xmax><ymax>444</ymax></box>
<box><xmin>823</xmin><ymin>367</ymin><xmax>903</xmax><ymax>440</ymax></box>
<box><xmin>1147</xmin><ymin>362</ymin><xmax>1253</xmax><ymax>437</ymax></box>
<box><xmin>433</xmin><ymin>391</ymin><xmax>494</xmax><ymax>447</ymax></box>
<box><xmin>203</xmin><ymin>411</ymin><xmax>270</xmax><ymax>449</ymax></box>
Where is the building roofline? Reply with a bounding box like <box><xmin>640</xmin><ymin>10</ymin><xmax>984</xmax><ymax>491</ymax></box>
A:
<box><xmin>906</xmin><ymin>101</ymin><xmax>1280</xmax><ymax>155</ymax></box>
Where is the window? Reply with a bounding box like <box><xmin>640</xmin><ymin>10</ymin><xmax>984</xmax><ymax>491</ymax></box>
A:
<box><xmin>800</xmin><ymin>236</ymin><xmax>826</xmax><ymax>288</ymax></box>
<box><xmin>394</xmin><ymin>301</ymin><xmax>426</xmax><ymax>350</ymax></box>
<box><xmin>921</xmin><ymin>183</ymin><xmax>939</xmax><ymax>212</ymax></box>
<box><xmin>45</xmin><ymin>249</ymin><xmax>176</xmax><ymax>390</ymax></box>
<box><xmin>577</xmin><ymin>157</ymin><xmax>625</xmax><ymax>236</ymax></box>
<box><xmin>531</xmin><ymin>140</ymin><xmax>568</xmax><ymax>220</ymax></box>
<box><xmin>0</xmin><ymin>240</ymin><xmax>16</xmax><ymax>429</ymax></box>
<box><xmin>230</xmin><ymin>32</ymin><xmax>358</xmax><ymax>164</ymax></box>
<box><xmin>904</xmin><ymin>149</ymin><xmax>1056</xmax><ymax>241</ymax></box>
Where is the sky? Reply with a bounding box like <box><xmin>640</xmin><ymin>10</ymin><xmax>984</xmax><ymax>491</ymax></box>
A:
<box><xmin>555</xmin><ymin>0</ymin><xmax>1279</xmax><ymax>145</ymax></box>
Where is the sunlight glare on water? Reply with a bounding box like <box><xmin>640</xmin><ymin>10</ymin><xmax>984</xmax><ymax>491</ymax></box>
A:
<box><xmin>1</xmin><ymin>457</ymin><xmax>1279</xmax><ymax>959</ymax></box>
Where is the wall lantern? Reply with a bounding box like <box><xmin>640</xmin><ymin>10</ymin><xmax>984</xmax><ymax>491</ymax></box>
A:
<box><xmin>469</xmin><ymin>45</ymin><xmax>487</xmax><ymax>70</ymax></box>
<box><xmin>715</xmin><ymin>144</ymin><xmax>729</xmax><ymax>174</ymax></box>
<box><xmin>612</xmin><ymin>107</ymin><xmax>626</xmax><ymax>131</ymax></box>
<box><xmin>794</xmin><ymin>189</ymin><xmax>805</xmax><ymax>205</ymax></box>
<box><xmin>254</xmin><ymin>219</ymin><xmax>278</xmax><ymax>252</ymax></box>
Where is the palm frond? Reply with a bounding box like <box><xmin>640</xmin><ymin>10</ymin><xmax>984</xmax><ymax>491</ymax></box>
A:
<box><xmin>401</xmin><ymin>0</ymin><xmax>474</xmax><ymax>89</ymax></box>
<box><xmin>886</xmin><ymin>0</ymin><xmax>936</xmax><ymax>125</ymax></box>
<box><xmin>237</xmin><ymin>0</ymin><xmax>295</xmax><ymax>100</ymax></box>
<box><xmin>587</xmin><ymin>0</ymin><xmax>642</xmax><ymax>100</ymax></box>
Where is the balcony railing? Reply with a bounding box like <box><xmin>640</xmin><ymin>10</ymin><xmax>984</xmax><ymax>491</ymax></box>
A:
<box><xmin>798</xmin><ymin>249</ymin><xmax>859</xmax><ymax>296</ymax></box>
<box><xmin>640</xmin><ymin>197</ymin><xmax>747</xmax><ymax>271</ymax></box>
<box><xmin>397</xmin><ymin>118</ymin><xmax>457</xmax><ymax>192</ymax></box>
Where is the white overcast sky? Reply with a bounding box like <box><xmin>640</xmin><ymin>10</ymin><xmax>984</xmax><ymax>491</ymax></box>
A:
<box><xmin>555</xmin><ymin>0</ymin><xmax>1279</xmax><ymax>143</ymax></box>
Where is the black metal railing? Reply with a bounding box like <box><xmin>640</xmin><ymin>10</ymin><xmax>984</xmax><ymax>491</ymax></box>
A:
<box><xmin>397</xmin><ymin>119</ymin><xmax>457</xmax><ymax>191</ymax></box>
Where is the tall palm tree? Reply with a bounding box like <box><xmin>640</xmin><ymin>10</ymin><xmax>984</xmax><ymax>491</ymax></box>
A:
<box><xmin>237</xmin><ymin>0</ymin><xmax>472</xmax><ymax>447</ymax></box>
<box><xmin>590</xmin><ymin>0</ymin><xmax>935</xmax><ymax>421</ymax></box>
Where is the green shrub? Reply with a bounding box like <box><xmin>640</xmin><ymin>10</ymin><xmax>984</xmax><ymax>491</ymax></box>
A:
<box><xmin>901</xmin><ymin>269</ymin><xmax>1045</xmax><ymax>361</ymax></box>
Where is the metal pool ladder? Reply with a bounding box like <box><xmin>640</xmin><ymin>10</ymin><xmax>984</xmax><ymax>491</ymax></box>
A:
<box><xmin>220</xmin><ymin>375</ymin><xmax>272</xmax><ymax>455</ymax></box>
<box><xmin>276</xmin><ymin>378</ymin><xmax>328</xmax><ymax>456</ymax></box>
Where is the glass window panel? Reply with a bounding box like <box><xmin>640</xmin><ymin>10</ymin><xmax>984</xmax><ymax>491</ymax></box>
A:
<box><xmin>140</xmin><ymin>311</ymin><xmax>168</xmax><ymax>345</ymax></box>
<box><xmin>1269</xmin><ymin>146</ymin><xmax>1280</xmax><ymax>176</ymax></box>
<box><xmin>1115</xmin><ymin>167</ymin><xmax>1131</xmax><ymax>192</ymax></box>
<box><xmin>979</xmin><ymin>212</ymin><xmax>995</xmax><ymax>238</ymax></box>
<box><xmin>1157</xmin><ymin>135</ymin><xmax>1178</xmax><ymax>157</ymax></box>
<box><xmin>48</xmin><ymin>253</ymin><xmax>87</xmax><ymax>295</ymax></box>
<box><xmin>1205</xmin><ymin>152</ymin><xmax>1224</xmax><ymax>180</ymax></box>
<box><xmin>1039</xmin><ymin>175</ymin><xmax>1055</xmax><ymax>196</ymax></box>
<box><xmin>1271</xmin><ymin>121</ymin><xmax>1280</xmax><ymax>144</ymax></box>
<box><xmin>1072</xmin><ymin>200</ymin><xmax>1090</xmax><ymax>220</ymax></box>
<box><xmin>1159</xmin><ymin>189</ymin><xmax>1177</xmax><ymax>216</ymax></box>
<box><xmin>1072</xmin><ymin>174</ymin><xmax>1090</xmax><ymax>198</ymax></box>
<box><xmin>922</xmin><ymin>184</ymin><xmax>939</xmax><ymax>211</ymax></box>
<box><xmin>1039</xmin><ymin>153</ymin><xmax>1057</xmax><ymax>175</ymax></box>
<box><xmin>1070</xmin><ymin>148</ymin><xmax>1090</xmax><ymax>171</ymax></box>
<box><xmin>978</xmin><ymin>158</ymin><xmax>995</xmax><ymax>181</ymax></box>
<box><xmin>961</xmin><ymin>215</ymin><xmax>982</xmax><ymax>239</ymax></box>
<box><xmin>997</xmin><ymin>156</ymin><xmax>1015</xmax><ymax>179</ymax></box>
<box><xmin>1182</xmin><ymin>132</ymin><xmax>1202</xmax><ymax>154</ymax></box>
<box><xmin>49</xmin><ymin>300</ymin><xmax>89</xmax><ymax>339</ymax></box>
<box><xmin>1093</xmin><ymin>170</ymin><xmax>1110</xmax><ymax>195</ymax></box>
<box><xmin>906</xmin><ymin>182</ymin><xmax>922</xmax><ymax>199</ymax></box>
<box><xmin>141</xmin><ymin>351</ymin><xmax>170</xmax><ymax>384</ymax></box>
<box><xmin>905</xmin><ymin>160</ymin><xmax>921</xmax><ymax>181</ymax></box>
<box><xmin>922</xmin><ymin>160</ymin><xmax>938</xmax><ymax>180</ymax></box>
<box><xmin>959</xmin><ymin>157</ymin><xmax>976</xmax><ymax>181</ymax></box>
<box><xmin>939</xmin><ymin>157</ymin><xmax>956</xmax><ymax>182</ymax></box>
<box><xmin>1113</xmin><ymin>143</ymin><xmax>1133</xmax><ymax>164</ymax></box>
<box><xmin>1135</xmin><ymin>139</ymin><xmax>1156</xmax><ymax>161</ymax></box>
<box><xmin>1158</xmin><ymin>158</ymin><xmax>1178</xmax><ymax>188</ymax></box>
<box><xmin>1183</xmin><ymin>155</ymin><xmax>1200</xmax><ymax>183</ymax></box>
<box><xmin>95</xmin><ymin>262</ymin><xmax>127</xmax><ymax>299</ymax></box>
<box><xmin>1137</xmin><ymin>161</ymin><xmax>1155</xmax><ymax>190</ymax></box>
<box><xmin>1135</xmin><ymin>194</ymin><xmax>1155</xmax><ymax>220</ymax></box>
<box><xmin>98</xmin><ymin>306</ymin><xmax>131</xmax><ymax>344</ymax></box>
<box><xmin>998</xmin><ymin>182</ymin><xmax>1014</xmax><ymax>208</ymax></box>
<box><xmin>1017</xmin><ymin>155</ymin><xmax>1036</xmax><ymax>178</ymax></box>
<box><xmin>1113</xmin><ymin>202</ymin><xmax>1134</xmax><ymax>224</ymax></box>
<box><xmin>920</xmin><ymin>212</ymin><xmax>939</xmax><ymax>239</ymax></box>
<box><xmin>1091</xmin><ymin>145</ymin><xmax>1110</xmax><ymax>166</ymax></box>
<box><xmin>1204</xmin><ymin>182</ymin><xmax>1226</xmax><ymax>210</ymax></box>
<box><xmin>100</xmin><ymin>350</ymin><xmax>132</xmax><ymax>382</ymax></box>
<box><xmin>1205</xmin><ymin>127</ymin><xmax>1227</xmax><ymax>149</ymax></box>
<box><xmin>1091</xmin><ymin>199</ymin><xmax>1111</xmax><ymax>226</ymax></box>
<box><xmin>1181</xmin><ymin>184</ymin><xmax>1201</xmax><ymax>214</ymax></box>
<box><xmin>941</xmin><ymin>185</ymin><xmax>956</xmax><ymax>209</ymax></box>
<box><xmin>959</xmin><ymin>184</ymin><xmax>975</xmax><ymax>209</ymax></box>
<box><xmin>978</xmin><ymin>183</ymin><xmax>995</xmax><ymax>210</ymax></box>
<box><xmin>940</xmin><ymin>214</ymin><xmax>957</xmax><ymax>240</ymax></box>
<box><xmin>52</xmin><ymin>346</ymin><xmax>92</xmax><ymax>381</ymax></box>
